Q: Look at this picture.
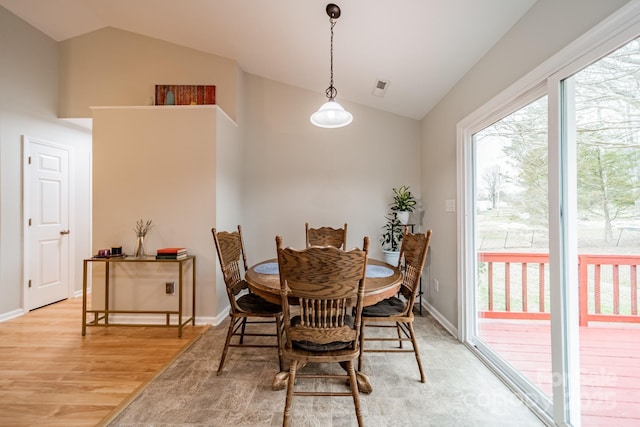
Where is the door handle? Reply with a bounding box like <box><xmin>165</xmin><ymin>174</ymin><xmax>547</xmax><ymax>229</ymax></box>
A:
<box><xmin>60</xmin><ymin>230</ymin><xmax>70</xmax><ymax>235</ymax></box>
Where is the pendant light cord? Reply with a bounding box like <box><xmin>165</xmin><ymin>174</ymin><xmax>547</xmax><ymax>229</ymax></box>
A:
<box><xmin>310</xmin><ymin>4</ymin><xmax>353</xmax><ymax>128</ymax></box>
<box><xmin>326</xmin><ymin>18</ymin><xmax>337</xmax><ymax>100</ymax></box>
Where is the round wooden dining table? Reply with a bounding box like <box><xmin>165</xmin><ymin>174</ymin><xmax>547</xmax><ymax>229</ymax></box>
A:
<box><xmin>246</xmin><ymin>257</ymin><xmax>402</xmax><ymax>306</ymax></box>
<box><xmin>245</xmin><ymin>257</ymin><xmax>403</xmax><ymax>393</ymax></box>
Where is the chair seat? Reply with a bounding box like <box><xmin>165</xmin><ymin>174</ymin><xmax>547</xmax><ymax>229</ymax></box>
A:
<box><xmin>237</xmin><ymin>292</ymin><xmax>282</xmax><ymax>314</ymax></box>
<box><xmin>359</xmin><ymin>230</ymin><xmax>431</xmax><ymax>385</ymax></box>
<box><xmin>212</xmin><ymin>226</ymin><xmax>283</xmax><ymax>376</ymax></box>
<box><xmin>362</xmin><ymin>296</ymin><xmax>406</xmax><ymax>317</ymax></box>
<box><xmin>291</xmin><ymin>315</ymin><xmax>354</xmax><ymax>351</ymax></box>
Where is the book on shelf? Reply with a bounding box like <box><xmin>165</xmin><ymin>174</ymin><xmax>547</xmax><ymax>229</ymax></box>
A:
<box><xmin>156</xmin><ymin>247</ymin><xmax>188</xmax><ymax>260</ymax></box>
<box><xmin>156</xmin><ymin>253</ymin><xmax>188</xmax><ymax>260</ymax></box>
<box><xmin>156</xmin><ymin>247</ymin><xmax>187</xmax><ymax>255</ymax></box>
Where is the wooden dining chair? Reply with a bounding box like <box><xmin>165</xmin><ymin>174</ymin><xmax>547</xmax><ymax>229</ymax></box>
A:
<box><xmin>276</xmin><ymin>235</ymin><xmax>369</xmax><ymax>427</ymax></box>
<box><xmin>305</xmin><ymin>222</ymin><xmax>348</xmax><ymax>249</ymax></box>
<box><xmin>358</xmin><ymin>229</ymin><xmax>432</xmax><ymax>383</ymax></box>
<box><xmin>212</xmin><ymin>226</ymin><xmax>283</xmax><ymax>376</ymax></box>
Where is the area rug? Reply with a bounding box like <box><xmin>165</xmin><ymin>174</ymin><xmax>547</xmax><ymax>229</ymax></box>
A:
<box><xmin>106</xmin><ymin>314</ymin><xmax>544</xmax><ymax>427</ymax></box>
<box><xmin>97</xmin><ymin>326</ymin><xmax>210</xmax><ymax>427</ymax></box>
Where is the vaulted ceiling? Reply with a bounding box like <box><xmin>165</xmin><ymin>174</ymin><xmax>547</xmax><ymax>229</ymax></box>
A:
<box><xmin>0</xmin><ymin>0</ymin><xmax>537</xmax><ymax>120</ymax></box>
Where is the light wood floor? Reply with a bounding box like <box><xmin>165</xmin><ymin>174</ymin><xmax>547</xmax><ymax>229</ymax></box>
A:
<box><xmin>0</xmin><ymin>297</ymin><xmax>208</xmax><ymax>427</ymax></box>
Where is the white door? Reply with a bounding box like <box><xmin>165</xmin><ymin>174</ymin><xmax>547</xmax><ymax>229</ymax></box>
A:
<box><xmin>25</xmin><ymin>137</ymin><xmax>71</xmax><ymax>310</ymax></box>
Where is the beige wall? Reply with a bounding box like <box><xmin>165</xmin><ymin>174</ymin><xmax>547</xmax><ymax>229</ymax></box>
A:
<box><xmin>0</xmin><ymin>7</ymin><xmax>92</xmax><ymax>317</ymax></box>
<box><xmin>91</xmin><ymin>106</ymin><xmax>238</xmax><ymax>320</ymax></box>
<box><xmin>86</xmin><ymin>74</ymin><xmax>422</xmax><ymax>323</ymax></box>
<box><xmin>241</xmin><ymin>74</ymin><xmax>423</xmax><ymax>264</ymax></box>
<box><xmin>1</xmin><ymin>0</ymin><xmax>632</xmax><ymax>326</ymax></box>
<box><xmin>57</xmin><ymin>25</ymin><xmax>423</xmax><ymax>322</ymax></box>
<box><xmin>59</xmin><ymin>28</ymin><xmax>239</xmax><ymax>121</ymax></box>
<box><xmin>214</xmin><ymin>108</ymin><xmax>243</xmax><ymax>315</ymax></box>
<box><xmin>420</xmin><ymin>0</ymin><xmax>632</xmax><ymax>329</ymax></box>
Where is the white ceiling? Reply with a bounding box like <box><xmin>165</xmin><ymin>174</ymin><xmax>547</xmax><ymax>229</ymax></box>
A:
<box><xmin>0</xmin><ymin>0</ymin><xmax>537</xmax><ymax>120</ymax></box>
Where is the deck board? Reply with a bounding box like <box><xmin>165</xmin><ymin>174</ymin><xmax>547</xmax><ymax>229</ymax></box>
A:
<box><xmin>479</xmin><ymin>319</ymin><xmax>640</xmax><ymax>426</ymax></box>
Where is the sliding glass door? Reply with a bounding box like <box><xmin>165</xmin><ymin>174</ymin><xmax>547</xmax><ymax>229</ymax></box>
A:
<box><xmin>568</xmin><ymin>37</ymin><xmax>640</xmax><ymax>426</ymax></box>
<box><xmin>471</xmin><ymin>93</ymin><xmax>553</xmax><ymax>413</ymax></box>
<box><xmin>461</xmin><ymin>26</ymin><xmax>640</xmax><ymax>427</ymax></box>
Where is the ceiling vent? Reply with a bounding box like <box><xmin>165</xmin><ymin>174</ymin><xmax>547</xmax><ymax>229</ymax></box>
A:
<box><xmin>372</xmin><ymin>79</ymin><xmax>390</xmax><ymax>97</ymax></box>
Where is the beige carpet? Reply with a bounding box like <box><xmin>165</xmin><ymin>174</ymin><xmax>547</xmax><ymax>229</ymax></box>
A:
<box><xmin>107</xmin><ymin>313</ymin><xmax>544</xmax><ymax>427</ymax></box>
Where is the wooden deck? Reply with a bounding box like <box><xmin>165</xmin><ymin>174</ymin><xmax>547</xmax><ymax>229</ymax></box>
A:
<box><xmin>479</xmin><ymin>318</ymin><xmax>640</xmax><ymax>427</ymax></box>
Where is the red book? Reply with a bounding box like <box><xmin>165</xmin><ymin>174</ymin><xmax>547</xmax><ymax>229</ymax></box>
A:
<box><xmin>157</xmin><ymin>247</ymin><xmax>187</xmax><ymax>255</ymax></box>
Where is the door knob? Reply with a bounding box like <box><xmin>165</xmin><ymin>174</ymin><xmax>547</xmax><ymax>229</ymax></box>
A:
<box><xmin>60</xmin><ymin>230</ymin><xmax>70</xmax><ymax>235</ymax></box>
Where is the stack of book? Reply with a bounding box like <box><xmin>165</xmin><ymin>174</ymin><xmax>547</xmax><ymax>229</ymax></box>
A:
<box><xmin>156</xmin><ymin>247</ymin><xmax>188</xmax><ymax>260</ymax></box>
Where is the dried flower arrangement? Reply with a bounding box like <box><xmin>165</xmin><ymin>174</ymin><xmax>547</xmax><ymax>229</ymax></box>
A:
<box><xmin>134</xmin><ymin>219</ymin><xmax>153</xmax><ymax>237</ymax></box>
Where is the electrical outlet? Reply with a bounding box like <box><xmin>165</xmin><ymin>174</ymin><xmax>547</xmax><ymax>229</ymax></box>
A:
<box><xmin>433</xmin><ymin>278</ymin><xmax>439</xmax><ymax>292</ymax></box>
<box><xmin>165</xmin><ymin>281</ymin><xmax>175</xmax><ymax>295</ymax></box>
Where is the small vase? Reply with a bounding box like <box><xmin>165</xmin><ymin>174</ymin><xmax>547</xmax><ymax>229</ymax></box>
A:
<box><xmin>165</xmin><ymin>90</ymin><xmax>175</xmax><ymax>105</ymax></box>
<box><xmin>134</xmin><ymin>236</ymin><xmax>146</xmax><ymax>257</ymax></box>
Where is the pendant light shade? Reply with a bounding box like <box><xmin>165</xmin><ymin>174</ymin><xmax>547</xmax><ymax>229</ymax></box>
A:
<box><xmin>310</xmin><ymin>4</ymin><xmax>352</xmax><ymax>128</ymax></box>
<box><xmin>310</xmin><ymin>99</ymin><xmax>353</xmax><ymax>128</ymax></box>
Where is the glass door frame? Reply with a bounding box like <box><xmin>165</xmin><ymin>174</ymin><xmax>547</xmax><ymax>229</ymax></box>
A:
<box><xmin>457</xmin><ymin>4</ymin><xmax>640</xmax><ymax>426</ymax></box>
<box><xmin>457</xmin><ymin>85</ymin><xmax>553</xmax><ymax>424</ymax></box>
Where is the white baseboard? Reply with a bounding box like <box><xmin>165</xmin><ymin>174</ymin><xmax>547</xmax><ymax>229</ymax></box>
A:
<box><xmin>420</xmin><ymin>300</ymin><xmax>459</xmax><ymax>340</ymax></box>
<box><xmin>212</xmin><ymin>306</ymin><xmax>230</xmax><ymax>326</ymax></box>
<box><xmin>0</xmin><ymin>296</ymin><xmax>228</xmax><ymax>328</ymax></box>
<box><xmin>99</xmin><ymin>306</ymin><xmax>230</xmax><ymax>327</ymax></box>
<box><xmin>6</xmin><ymin>300</ymin><xmax>447</xmax><ymax>335</ymax></box>
<box><xmin>109</xmin><ymin>302</ymin><xmax>456</xmax><ymax>333</ymax></box>
<box><xmin>101</xmin><ymin>314</ymin><xmax>203</xmax><ymax>326</ymax></box>
<box><xmin>0</xmin><ymin>308</ymin><xmax>26</xmax><ymax>323</ymax></box>
<box><xmin>77</xmin><ymin>290</ymin><xmax>224</xmax><ymax>327</ymax></box>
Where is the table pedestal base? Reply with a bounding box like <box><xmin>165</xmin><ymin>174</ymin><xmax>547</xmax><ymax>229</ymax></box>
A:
<box><xmin>355</xmin><ymin>371</ymin><xmax>373</xmax><ymax>394</ymax></box>
<box><xmin>272</xmin><ymin>370</ymin><xmax>289</xmax><ymax>391</ymax></box>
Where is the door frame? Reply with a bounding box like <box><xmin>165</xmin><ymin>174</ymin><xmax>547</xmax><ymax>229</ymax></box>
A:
<box><xmin>22</xmin><ymin>135</ymin><xmax>76</xmax><ymax>311</ymax></box>
<box><xmin>456</xmin><ymin>4</ymin><xmax>640</xmax><ymax>426</ymax></box>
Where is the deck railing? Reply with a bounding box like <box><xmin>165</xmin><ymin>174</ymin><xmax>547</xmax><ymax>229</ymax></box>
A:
<box><xmin>478</xmin><ymin>252</ymin><xmax>640</xmax><ymax>326</ymax></box>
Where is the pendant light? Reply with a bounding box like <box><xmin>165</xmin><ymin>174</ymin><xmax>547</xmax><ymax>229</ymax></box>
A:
<box><xmin>310</xmin><ymin>3</ymin><xmax>353</xmax><ymax>128</ymax></box>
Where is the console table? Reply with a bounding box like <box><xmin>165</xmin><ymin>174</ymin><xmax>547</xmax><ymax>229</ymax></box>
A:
<box><xmin>82</xmin><ymin>255</ymin><xmax>196</xmax><ymax>337</ymax></box>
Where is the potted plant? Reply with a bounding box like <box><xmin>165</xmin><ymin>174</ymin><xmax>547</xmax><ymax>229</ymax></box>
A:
<box><xmin>390</xmin><ymin>185</ymin><xmax>417</xmax><ymax>225</ymax></box>
<box><xmin>380</xmin><ymin>213</ymin><xmax>403</xmax><ymax>266</ymax></box>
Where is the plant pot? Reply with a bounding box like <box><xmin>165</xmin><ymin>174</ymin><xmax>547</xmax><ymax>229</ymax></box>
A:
<box><xmin>382</xmin><ymin>249</ymin><xmax>400</xmax><ymax>267</ymax></box>
<box><xmin>396</xmin><ymin>211</ymin><xmax>410</xmax><ymax>225</ymax></box>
